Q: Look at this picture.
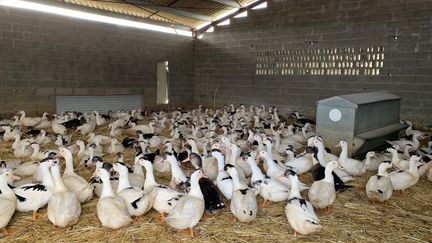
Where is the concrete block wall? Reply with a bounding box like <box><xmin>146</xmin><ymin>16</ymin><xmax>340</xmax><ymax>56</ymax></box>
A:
<box><xmin>0</xmin><ymin>7</ymin><xmax>194</xmax><ymax>117</ymax></box>
<box><xmin>1</xmin><ymin>1</ymin><xmax>432</xmax><ymax>127</ymax></box>
<box><xmin>194</xmin><ymin>0</ymin><xmax>432</xmax><ymax>127</ymax></box>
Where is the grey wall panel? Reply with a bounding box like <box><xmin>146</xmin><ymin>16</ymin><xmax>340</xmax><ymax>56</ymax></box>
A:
<box><xmin>194</xmin><ymin>0</ymin><xmax>432</xmax><ymax>126</ymax></box>
<box><xmin>0</xmin><ymin>7</ymin><xmax>194</xmax><ymax>117</ymax></box>
<box><xmin>56</xmin><ymin>95</ymin><xmax>142</xmax><ymax>113</ymax></box>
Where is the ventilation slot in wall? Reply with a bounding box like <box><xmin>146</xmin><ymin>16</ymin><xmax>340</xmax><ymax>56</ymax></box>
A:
<box><xmin>256</xmin><ymin>46</ymin><xmax>384</xmax><ymax>76</ymax></box>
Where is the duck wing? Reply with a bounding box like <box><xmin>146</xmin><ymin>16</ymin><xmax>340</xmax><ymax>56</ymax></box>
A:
<box><xmin>199</xmin><ymin>178</ymin><xmax>225</xmax><ymax>213</ymax></box>
<box><xmin>312</xmin><ymin>164</ymin><xmax>352</xmax><ymax>192</ymax></box>
<box><xmin>288</xmin><ymin>197</ymin><xmax>320</xmax><ymax>223</ymax></box>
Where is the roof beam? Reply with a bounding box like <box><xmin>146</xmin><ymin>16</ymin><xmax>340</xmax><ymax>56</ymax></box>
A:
<box><xmin>194</xmin><ymin>0</ymin><xmax>266</xmax><ymax>37</ymax></box>
<box><xmin>124</xmin><ymin>0</ymin><xmax>213</xmax><ymax>22</ymax></box>
<box><xmin>9</xmin><ymin>0</ymin><xmax>193</xmax><ymax>30</ymax></box>
<box><xmin>210</xmin><ymin>0</ymin><xmax>241</xmax><ymax>8</ymax></box>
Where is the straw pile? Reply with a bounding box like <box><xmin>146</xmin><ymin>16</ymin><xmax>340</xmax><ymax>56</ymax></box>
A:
<box><xmin>1</xmin><ymin>125</ymin><xmax>431</xmax><ymax>243</ymax></box>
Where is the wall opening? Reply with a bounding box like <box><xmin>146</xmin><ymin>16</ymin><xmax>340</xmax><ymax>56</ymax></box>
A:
<box><xmin>256</xmin><ymin>46</ymin><xmax>384</xmax><ymax>76</ymax></box>
<box><xmin>157</xmin><ymin>61</ymin><xmax>169</xmax><ymax>104</ymax></box>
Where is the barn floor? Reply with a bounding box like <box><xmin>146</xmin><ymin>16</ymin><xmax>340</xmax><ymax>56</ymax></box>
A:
<box><xmin>1</xmin><ymin>125</ymin><xmax>431</xmax><ymax>243</ymax></box>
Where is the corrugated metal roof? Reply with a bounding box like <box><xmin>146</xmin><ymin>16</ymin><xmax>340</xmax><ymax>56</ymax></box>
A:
<box><xmin>60</xmin><ymin>0</ymin><xmax>256</xmax><ymax>29</ymax></box>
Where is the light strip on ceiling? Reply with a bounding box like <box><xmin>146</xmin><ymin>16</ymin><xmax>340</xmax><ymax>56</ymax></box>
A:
<box><xmin>234</xmin><ymin>11</ymin><xmax>248</xmax><ymax>18</ymax></box>
<box><xmin>195</xmin><ymin>0</ymin><xmax>266</xmax><ymax>32</ymax></box>
<box><xmin>215</xmin><ymin>8</ymin><xmax>239</xmax><ymax>21</ymax></box>
<box><xmin>252</xmin><ymin>1</ymin><xmax>267</xmax><ymax>9</ymax></box>
<box><xmin>0</xmin><ymin>0</ymin><xmax>193</xmax><ymax>37</ymax></box>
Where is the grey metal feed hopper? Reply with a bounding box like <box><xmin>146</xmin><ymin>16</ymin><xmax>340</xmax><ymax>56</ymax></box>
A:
<box><xmin>316</xmin><ymin>91</ymin><xmax>407</xmax><ymax>158</ymax></box>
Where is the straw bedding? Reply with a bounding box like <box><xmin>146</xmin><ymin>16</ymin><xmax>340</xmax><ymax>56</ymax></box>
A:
<box><xmin>1</xmin><ymin>125</ymin><xmax>431</xmax><ymax>243</ymax></box>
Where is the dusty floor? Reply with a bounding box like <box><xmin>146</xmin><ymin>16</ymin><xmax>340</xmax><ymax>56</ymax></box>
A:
<box><xmin>0</xmin><ymin>125</ymin><xmax>431</xmax><ymax>243</ymax></box>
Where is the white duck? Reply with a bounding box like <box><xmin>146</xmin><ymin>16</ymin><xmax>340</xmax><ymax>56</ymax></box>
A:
<box><xmin>314</xmin><ymin>139</ymin><xmax>353</xmax><ymax>182</ymax></box>
<box><xmin>212</xmin><ymin>149</ymin><xmax>233</xmax><ymax>200</ymax></box>
<box><xmin>308</xmin><ymin>161</ymin><xmax>338</xmax><ymax>211</ymax></box>
<box><xmin>14</xmin><ymin>158</ymin><xmax>55</xmax><ymax>221</ymax></box>
<box><xmin>225</xmin><ymin>164</ymin><xmax>258</xmax><ymax>223</ymax></box>
<box><xmin>47</xmin><ymin>160</ymin><xmax>81</xmax><ymax>227</ymax></box>
<box><xmin>109</xmin><ymin>123</ymin><xmax>123</xmax><ymax>137</ymax></box>
<box><xmin>148</xmin><ymin>135</ymin><xmax>163</xmax><ymax>149</ymax></box>
<box><xmin>284</xmin><ymin>169</ymin><xmax>322</xmax><ymax>236</ymax></box>
<box><xmin>362</xmin><ymin>151</ymin><xmax>381</xmax><ymax>171</ymax></box>
<box><xmin>18</xmin><ymin>110</ymin><xmax>41</xmax><ymax>127</ymax></box>
<box><xmin>13</xmin><ymin>140</ymin><xmax>33</xmax><ymax>159</ymax></box>
<box><xmin>275</xmin><ymin>132</ymin><xmax>303</xmax><ymax>151</ymax></box>
<box><xmin>59</xmin><ymin>147</ymin><xmax>94</xmax><ymax>203</ymax></box>
<box><xmin>34</xmin><ymin>112</ymin><xmax>51</xmax><ymax>130</ymax></box>
<box><xmin>284</xmin><ymin>148</ymin><xmax>296</xmax><ymax>162</ymax></box>
<box><xmin>1</xmin><ymin>159</ymin><xmax>21</xmax><ymax>170</ymax></box>
<box><xmin>77</xmin><ymin>141</ymin><xmax>102</xmax><ymax>160</ymax></box>
<box><xmin>0</xmin><ymin>169</ymin><xmax>17</xmax><ymax>237</ymax></box>
<box><xmin>51</xmin><ymin>122</ymin><xmax>67</xmax><ymax>135</ymax></box>
<box><xmin>30</xmin><ymin>143</ymin><xmax>57</xmax><ymax>161</ymax></box>
<box><xmin>34</xmin><ymin>130</ymin><xmax>51</xmax><ymax>144</ymax></box>
<box><xmin>252</xmin><ymin>134</ymin><xmax>266</xmax><ymax>152</ymax></box>
<box><xmin>12</xmin><ymin>160</ymin><xmax>39</xmax><ymax>177</ymax></box>
<box><xmin>263</xmin><ymin>138</ymin><xmax>285</xmax><ymax>162</ymax></box>
<box><xmin>186</xmin><ymin>148</ymin><xmax>218</xmax><ymax>182</ymax></box>
<box><xmin>285</xmin><ymin>147</ymin><xmax>318</xmax><ymax>176</ymax></box>
<box><xmin>106</xmin><ymin>138</ymin><xmax>125</xmax><ymax>155</ymax></box>
<box><xmin>227</xmin><ymin>143</ymin><xmax>249</xmax><ymax>182</ymax></box>
<box><xmin>94</xmin><ymin>166</ymin><xmax>132</xmax><ymax>229</ymax></box>
<box><xmin>388</xmin><ymin>146</ymin><xmax>410</xmax><ymax>170</ymax></box>
<box><xmin>401</xmin><ymin>144</ymin><xmax>413</xmax><ymax>160</ymax></box>
<box><xmin>313</xmin><ymin>138</ymin><xmax>338</xmax><ymax>162</ymax></box>
<box><xmin>389</xmin><ymin>155</ymin><xmax>421</xmax><ymax>192</ymax></box>
<box><xmin>88</xmin><ymin>158</ymin><xmax>119</xmax><ymax>198</ymax></box>
<box><xmin>125</xmin><ymin>155</ymin><xmax>145</xmax><ymax>188</ymax></box>
<box><xmin>418</xmin><ymin>159</ymin><xmax>432</xmax><ymax>177</ymax></box>
<box><xmin>244</xmin><ymin>151</ymin><xmax>289</xmax><ymax>207</ymax></box>
<box><xmin>165</xmin><ymin>153</ymin><xmax>190</xmax><ymax>193</ymax></box>
<box><xmin>1</xmin><ymin>125</ymin><xmax>20</xmax><ymax>142</ymax></box>
<box><xmin>113</xmin><ymin>162</ymin><xmax>154</xmax><ymax>218</ymax></box>
<box><xmin>165</xmin><ymin>169</ymin><xmax>205</xmax><ymax>238</ymax></box>
<box><xmin>55</xmin><ymin>134</ymin><xmax>72</xmax><ymax>147</ymax></box>
<box><xmin>87</xmin><ymin>133</ymin><xmax>111</xmax><ymax>146</ymax></box>
<box><xmin>76</xmin><ymin>119</ymin><xmax>96</xmax><ymax>135</ymax></box>
<box><xmin>387</xmin><ymin>132</ymin><xmax>422</xmax><ymax>152</ymax></box>
<box><xmin>428</xmin><ymin>166</ymin><xmax>432</xmax><ymax>182</ymax></box>
<box><xmin>136</xmin><ymin>157</ymin><xmax>182</xmax><ymax>219</ymax></box>
<box><xmin>128</xmin><ymin>121</ymin><xmax>154</xmax><ymax>134</ymax></box>
<box><xmin>93</xmin><ymin>111</ymin><xmax>107</xmax><ymax>126</ymax></box>
<box><xmin>12</xmin><ymin>133</ymin><xmax>32</xmax><ymax>150</ymax></box>
<box><xmin>336</xmin><ymin>141</ymin><xmax>366</xmax><ymax>177</ymax></box>
<box><xmin>366</xmin><ymin>161</ymin><xmax>393</xmax><ymax>202</ymax></box>
<box><xmin>259</xmin><ymin>151</ymin><xmax>308</xmax><ymax>191</ymax></box>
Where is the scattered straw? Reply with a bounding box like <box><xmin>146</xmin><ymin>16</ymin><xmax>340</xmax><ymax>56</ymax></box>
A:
<box><xmin>1</xmin><ymin>122</ymin><xmax>431</xmax><ymax>243</ymax></box>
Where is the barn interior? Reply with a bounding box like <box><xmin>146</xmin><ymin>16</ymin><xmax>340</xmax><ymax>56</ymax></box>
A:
<box><xmin>0</xmin><ymin>0</ymin><xmax>431</xmax><ymax>242</ymax></box>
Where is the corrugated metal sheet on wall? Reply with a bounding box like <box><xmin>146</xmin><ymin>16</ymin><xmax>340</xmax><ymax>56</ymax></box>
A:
<box><xmin>56</xmin><ymin>95</ymin><xmax>142</xmax><ymax>113</ymax></box>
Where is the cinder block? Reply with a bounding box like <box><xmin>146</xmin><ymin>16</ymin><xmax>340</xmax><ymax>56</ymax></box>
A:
<box><xmin>35</xmin><ymin>87</ymin><xmax>55</xmax><ymax>96</ymax></box>
<box><xmin>72</xmin><ymin>88</ymin><xmax>90</xmax><ymax>96</ymax></box>
<box><xmin>55</xmin><ymin>88</ymin><xmax>73</xmax><ymax>96</ymax></box>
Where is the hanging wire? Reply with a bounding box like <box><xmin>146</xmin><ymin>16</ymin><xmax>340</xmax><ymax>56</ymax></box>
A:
<box><xmin>82</xmin><ymin>0</ymin><xmax>229</xmax><ymax>11</ymax></box>
<box><xmin>119</xmin><ymin>0</ymin><xmax>186</xmax><ymax>26</ymax></box>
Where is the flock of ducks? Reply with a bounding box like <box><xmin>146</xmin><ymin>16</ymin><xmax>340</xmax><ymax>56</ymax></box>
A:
<box><xmin>0</xmin><ymin>105</ymin><xmax>431</xmax><ymax>238</ymax></box>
